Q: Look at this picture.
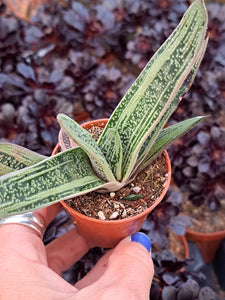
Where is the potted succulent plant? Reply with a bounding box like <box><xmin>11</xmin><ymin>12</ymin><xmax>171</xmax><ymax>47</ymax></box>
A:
<box><xmin>0</xmin><ymin>0</ymin><xmax>208</xmax><ymax>248</ymax></box>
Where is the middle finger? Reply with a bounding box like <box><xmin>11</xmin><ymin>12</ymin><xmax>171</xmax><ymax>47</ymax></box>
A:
<box><xmin>46</xmin><ymin>227</ymin><xmax>90</xmax><ymax>274</ymax></box>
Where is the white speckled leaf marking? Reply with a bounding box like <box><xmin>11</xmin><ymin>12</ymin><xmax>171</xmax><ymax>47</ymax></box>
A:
<box><xmin>0</xmin><ymin>147</ymin><xmax>105</xmax><ymax>218</ymax></box>
<box><xmin>135</xmin><ymin>36</ymin><xmax>208</xmax><ymax>171</ymax></box>
<box><xmin>57</xmin><ymin>114</ymin><xmax>115</xmax><ymax>182</ymax></box>
<box><xmin>100</xmin><ymin>128</ymin><xmax>123</xmax><ymax>181</ymax></box>
<box><xmin>0</xmin><ymin>143</ymin><xmax>46</xmax><ymax>176</ymax></box>
<box><xmin>134</xmin><ymin>116</ymin><xmax>205</xmax><ymax>176</ymax></box>
<box><xmin>0</xmin><ymin>0</ymin><xmax>208</xmax><ymax>219</ymax></box>
<box><xmin>98</xmin><ymin>0</ymin><xmax>208</xmax><ymax>181</ymax></box>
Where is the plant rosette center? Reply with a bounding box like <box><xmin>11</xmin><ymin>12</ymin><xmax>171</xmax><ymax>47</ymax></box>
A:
<box><xmin>62</xmin><ymin>125</ymin><xmax>168</xmax><ymax>221</ymax></box>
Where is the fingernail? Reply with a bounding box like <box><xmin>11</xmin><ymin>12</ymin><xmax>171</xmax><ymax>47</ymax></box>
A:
<box><xmin>131</xmin><ymin>232</ymin><xmax>151</xmax><ymax>252</ymax></box>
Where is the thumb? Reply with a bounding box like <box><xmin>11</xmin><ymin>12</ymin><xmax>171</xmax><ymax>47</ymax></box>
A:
<box><xmin>100</xmin><ymin>232</ymin><xmax>154</xmax><ymax>299</ymax></box>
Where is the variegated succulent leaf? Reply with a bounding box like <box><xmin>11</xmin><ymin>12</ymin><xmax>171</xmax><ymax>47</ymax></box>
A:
<box><xmin>0</xmin><ymin>143</ymin><xmax>46</xmax><ymax>176</ymax></box>
<box><xmin>57</xmin><ymin>114</ymin><xmax>115</xmax><ymax>182</ymax></box>
<box><xmin>133</xmin><ymin>116</ymin><xmax>206</xmax><ymax>177</ymax></box>
<box><xmin>135</xmin><ymin>36</ymin><xmax>208</xmax><ymax>172</ymax></box>
<box><xmin>98</xmin><ymin>0</ymin><xmax>208</xmax><ymax>182</ymax></box>
<box><xmin>0</xmin><ymin>147</ymin><xmax>106</xmax><ymax>218</ymax></box>
<box><xmin>99</xmin><ymin>128</ymin><xmax>123</xmax><ymax>181</ymax></box>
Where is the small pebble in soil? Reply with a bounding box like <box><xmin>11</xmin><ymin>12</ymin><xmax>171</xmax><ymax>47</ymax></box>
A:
<box><xmin>113</xmin><ymin>202</ymin><xmax>120</xmax><ymax>209</ymax></box>
<box><xmin>109</xmin><ymin>211</ymin><xmax>119</xmax><ymax>219</ymax></box>
<box><xmin>98</xmin><ymin>211</ymin><xmax>106</xmax><ymax>220</ymax></box>
<box><xmin>121</xmin><ymin>210</ymin><xmax>127</xmax><ymax>218</ymax></box>
<box><xmin>131</xmin><ymin>186</ymin><xmax>142</xmax><ymax>193</ymax></box>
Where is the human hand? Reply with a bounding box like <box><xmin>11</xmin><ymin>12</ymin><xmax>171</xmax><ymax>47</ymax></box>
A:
<box><xmin>0</xmin><ymin>204</ymin><xmax>154</xmax><ymax>300</ymax></box>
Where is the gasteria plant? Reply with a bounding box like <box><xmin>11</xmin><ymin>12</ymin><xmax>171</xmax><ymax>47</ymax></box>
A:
<box><xmin>0</xmin><ymin>0</ymin><xmax>208</xmax><ymax>219</ymax></box>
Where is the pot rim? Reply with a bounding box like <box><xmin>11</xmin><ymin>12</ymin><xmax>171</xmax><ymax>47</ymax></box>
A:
<box><xmin>53</xmin><ymin>118</ymin><xmax>172</xmax><ymax>224</ymax></box>
<box><xmin>185</xmin><ymin>228</ymin><xmax>225</xmax><ymax>240</ymax></box>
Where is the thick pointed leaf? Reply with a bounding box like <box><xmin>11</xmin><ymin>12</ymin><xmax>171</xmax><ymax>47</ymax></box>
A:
<box><xmin>98</xmin><ymin>0</ymin><xmax>208</xmax><ymax>182</ymax></box>
<box><xmin>135</xmin><ymin>36</ymin><xmax>208</xmax><ymax>170</ymax></box>
<box><xmin>0</xmin><ymin>147</ymin><xmax>105</xmax><ymax>218</ymax></box>
<box><xmin>57</xmin><ymin>114</ymin><xmax>115</xmax><ymax>182</ymax></box>
<box><xmin>100</xmin><ymin>128</ymin><xmax>123</xmax><ymax>181</ymax></box>
<box><xmin>134</xmin><ymin>116</ymin><xmax>205</xmax><ymax>176</ymax></box>
<box><xmin>0</xmin><ymin>143</ymin><xmax>46</xmax><ymax>176</ymax></box>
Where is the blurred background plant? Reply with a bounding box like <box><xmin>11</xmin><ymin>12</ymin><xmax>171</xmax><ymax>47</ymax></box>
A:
<box><xmin>168</xmin><ymin>120</ymin><xmax>225</xmax><ymax>212</ymax></box>
<box><xmin>1</xmin><ymin>0</ymin><xmax>225</xmax><ymax>298</ymax></box>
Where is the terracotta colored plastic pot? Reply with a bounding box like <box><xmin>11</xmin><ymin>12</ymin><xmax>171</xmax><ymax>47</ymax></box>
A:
<box><xmin>178</xmin><ymin>235</ymin><xmax>189</xmax><ymax>271</ymax></box>
<box><xmin>168</xmin><ymin>229</ymin><xmax>189</xmax><ymax>269</ymax></box>
<box><xmin>179</xmin><ymin>235</ymin><xmax>189</xmax><ymax>260</ymax></box>
<box><xmin>53</xmin><ymin>119</ymin><xmax>172</xmax><ymax>248</ymax></box>
<box><xmin>185</xmin><ymin>228</ymin><xmax>225</xmax><ymax>263</ymax></box>
<box><xmin>179</xmin><ymin>235</ymin><xmax>189</xmax><ymax>271</ymax></box>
